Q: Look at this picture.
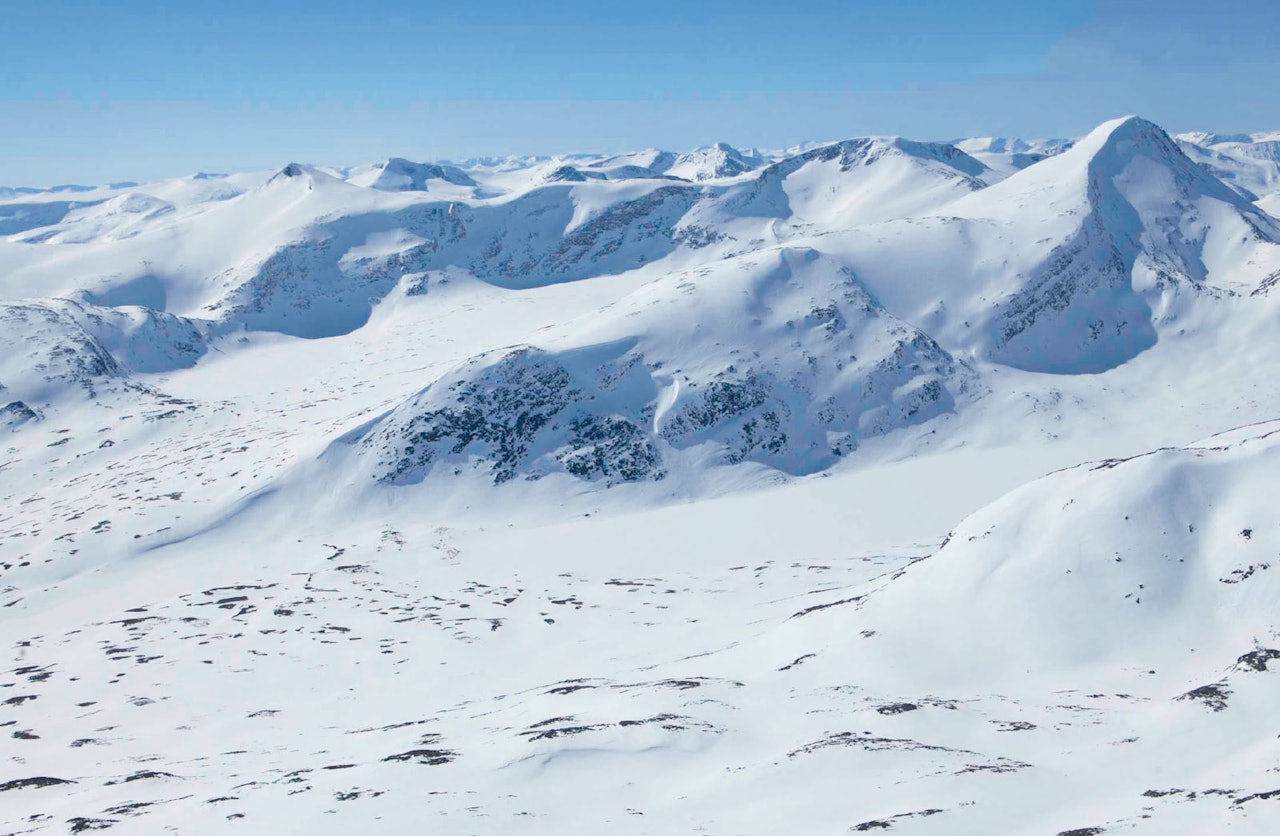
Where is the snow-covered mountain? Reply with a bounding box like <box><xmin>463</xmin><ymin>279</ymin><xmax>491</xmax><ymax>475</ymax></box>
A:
<box><xmin>836</xmin><ymin>116</ymin><xmax>1280</xmax><ymax>372</ymax></box>
<box><xmin>341</xmin><ymin>247</ymin><xmax>971</xmax><ymax>487</ymax></box>
<box><xmin>953</xmin><ymin>135</ymin><xmax>1076</xmax><ymax>179</ymax></box>
<box><xmin>0</xmin><ymin>298</ymin><xmax>208</xmax><ymax>404</ymax></box>
<box><xmin>4</xmin><ymin>115</ymin><xmax>1280</xmax><ymax>834</ymax></box>
<box><xmin>344</xmin><ymin>157</ymin><xmax>478</xmax><ymax>194</ymax></box>
<box><xmin>1175</xmin><ymin>131</ymin><xmax>1280</xmax><ymax>206</ymax></box>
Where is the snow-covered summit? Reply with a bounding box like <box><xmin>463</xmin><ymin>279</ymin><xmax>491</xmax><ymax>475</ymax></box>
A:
<box><xmin>872</xmin><ymin>115</ymin><xmax>1280</xmax><ymax>372</ymax></box>
<box><xmin>345</xmin><ymin>157</ymin><xmax>478</xmax><ymax>192</ymax></box>
<box><xmin>663</xmin><ymin>141</ymin><xmax>765</xmax><ymax>181</ymax></box>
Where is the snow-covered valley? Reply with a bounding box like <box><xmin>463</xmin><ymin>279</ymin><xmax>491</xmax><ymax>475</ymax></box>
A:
<box><xmin>3</xmin><ymin>116</ymin><xmax>1280</xmax><ymax>834</ymax></box>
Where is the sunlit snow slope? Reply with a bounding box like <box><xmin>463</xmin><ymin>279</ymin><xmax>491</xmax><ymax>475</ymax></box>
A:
<box><xmin>3</xmin><ymin>115</ymin><xmax>1280</xmax><ymax>835</ymax></box>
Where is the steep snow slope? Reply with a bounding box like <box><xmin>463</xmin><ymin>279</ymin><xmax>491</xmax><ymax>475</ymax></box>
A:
<box><xmin>807</xmin><ymin>117</ymin><xmax>1280</xmax><ymax>374</ymax></box>
<box><xmin>2</xmin><ymin>116</ymin><xmax>1278</xmax><ymax>483</ymax></box>
<box><xmin>0</xmin><ymin>298</ymin><xmax>207</xmax><ymax>405</ymax></box>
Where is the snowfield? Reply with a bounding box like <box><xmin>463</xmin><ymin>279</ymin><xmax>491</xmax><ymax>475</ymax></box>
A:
<box><xmin>3</xmin><ymin>116</ymin><xmax>1280</xmax><ymax>834</ymax></box>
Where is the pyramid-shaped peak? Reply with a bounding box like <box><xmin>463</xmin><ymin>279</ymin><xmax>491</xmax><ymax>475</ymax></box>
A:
<box><xmin>962</xmin><ymin>117</ymin><xmax>1218</xmax><ymax>199</ymax></box>
<box><xmin>1074</xmin><ymin>115</ymin><xmax>1180</xmax><ymax>158</ymax></box>
<box><xmin>267</xmin><ymin>162</ymin><xmax>322</xmax><ymax>185</ymax></box>
<box><xmin>264</xmin><ymin>163</ymin><xmax>345</xmax><ymax>191</ymax></box>
<box><xmin>1066</xmin><ymin>115</ymin><xmax>1262</xmax><ymax>208</ymax></box>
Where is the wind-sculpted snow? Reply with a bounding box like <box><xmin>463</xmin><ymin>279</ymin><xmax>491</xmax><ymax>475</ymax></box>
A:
<box><xmin>211</xmin><ymin>137</ymin><xmax>1000</xmax><ymax>339</ymax></box>
<box><xmin>0</xmin><ymin>201</ymin><xmax>88</xmax><ymax>236</ymax></box>
<box><xmin>107</xmin><ymin>117</ymin><xmax>1275</xmax><ymax>362</ymax></box>
<box><xmin>15</xmin><ymin>193</ymin><xmax>176</xmax><ymax>244</ymax></box>
<box><xmin>0</xmin><ymin>115</ymin><xmax>1277</xmax><ymax>466</ymax></box>
<box><xmin>720</xmin><ymin>137</ymin><xmax>987</xmax><ymax>227</ymax></box>
<box><xmin>0</xmin><ymin>299</ymin><xmax>208</xmax><ymax>404</ymax></box>
<box><xmin>348</xmin><ymin>249</ymin><xmax>970</xmax><ymax>485</ymax></box>
<box><xmin>8</xmin><ymin>423</ymin><xmax>1280</xmax><ymax>833</ymax></box>
<box><xmin>211</xmin><ymin>182</ymin><xmax>708</xmax><ymax>336</ymax></box>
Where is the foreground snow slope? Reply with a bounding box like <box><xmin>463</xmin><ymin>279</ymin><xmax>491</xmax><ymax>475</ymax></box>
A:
<box><xmin>5</xmin><ymin>424</ymin><xmax>1280</xmax><ymax>835</ymax></box>
<box><xmin>3</xmin><ymin>115</ymin><xmax>1280</xmax><ymax>833</ymax></box>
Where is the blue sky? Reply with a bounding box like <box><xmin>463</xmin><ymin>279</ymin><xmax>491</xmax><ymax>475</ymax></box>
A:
<box><xmin>2</xmin><ymin>0</ymin><xmax>1277</xmax><ymax>184</ymax></box>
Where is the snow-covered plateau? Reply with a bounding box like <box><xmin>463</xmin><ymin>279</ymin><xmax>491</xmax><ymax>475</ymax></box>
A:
<box><xmin>3</xmin><ymin>115</ymin><xmax>1280</xmax><ymax>834</ymax></box>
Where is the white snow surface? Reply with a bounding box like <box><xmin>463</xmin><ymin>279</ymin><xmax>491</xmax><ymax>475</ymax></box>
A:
<box><xmin>4</xmin><ymin>116</ymin><xmax>1280</xmax><ymax>834</ymax></box>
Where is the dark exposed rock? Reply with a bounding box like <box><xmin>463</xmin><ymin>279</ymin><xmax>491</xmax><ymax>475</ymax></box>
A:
<box><xmin>1233</xmin><ymin>789</ymin><xmax>1280</xmax><ymax>806</ymax></box>
<box><xmin>559</xmin><ymin>415</ymin><xmax>664</xmax><ymax>484</ymax></box>
<box><xmin>0</xmin><ymin>776</ymin><xmax>75</xmax><ymax>791</ymax></box>
<box><xmin>545</xmin><ymin>165</ymin><xmax>588</xmax><ymax>183</ymax></box>
<box><xmin>0</xmin><ymin>400</ymin><xmax>39</xmax><ymax>427</ymax></box>
<box><xmin>851</xmin><ymin>808</ymin><xmax>944</xmax><ymax>831</ymax></box>
<box><xmin>1176</xmin><ymin>681</ymin><xmax>1231</xmax><ymax>712</ymax></box>
<box><xmin>1235</xmin><ymin>648</ymin><xmax>1280</xmax><ymax>672</ymax></box>
<box><xmin>789</xmin><ymin>595</ymin><xmax>864</xmax><ymax>619</ymax></box>
<box><xmin>993</xmin><ymin>720</ymin><xmax>1037</xmax><ymax>732</ymax></box>
<box><xmin>382</xmin><ymin>748</ymin><xmax>457</xmax><ymax>765</ymax></box>
<box><xmin>364</xmin><ymin>349</ymin><xmax>578</xmax><ymax>485</ymax></box>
